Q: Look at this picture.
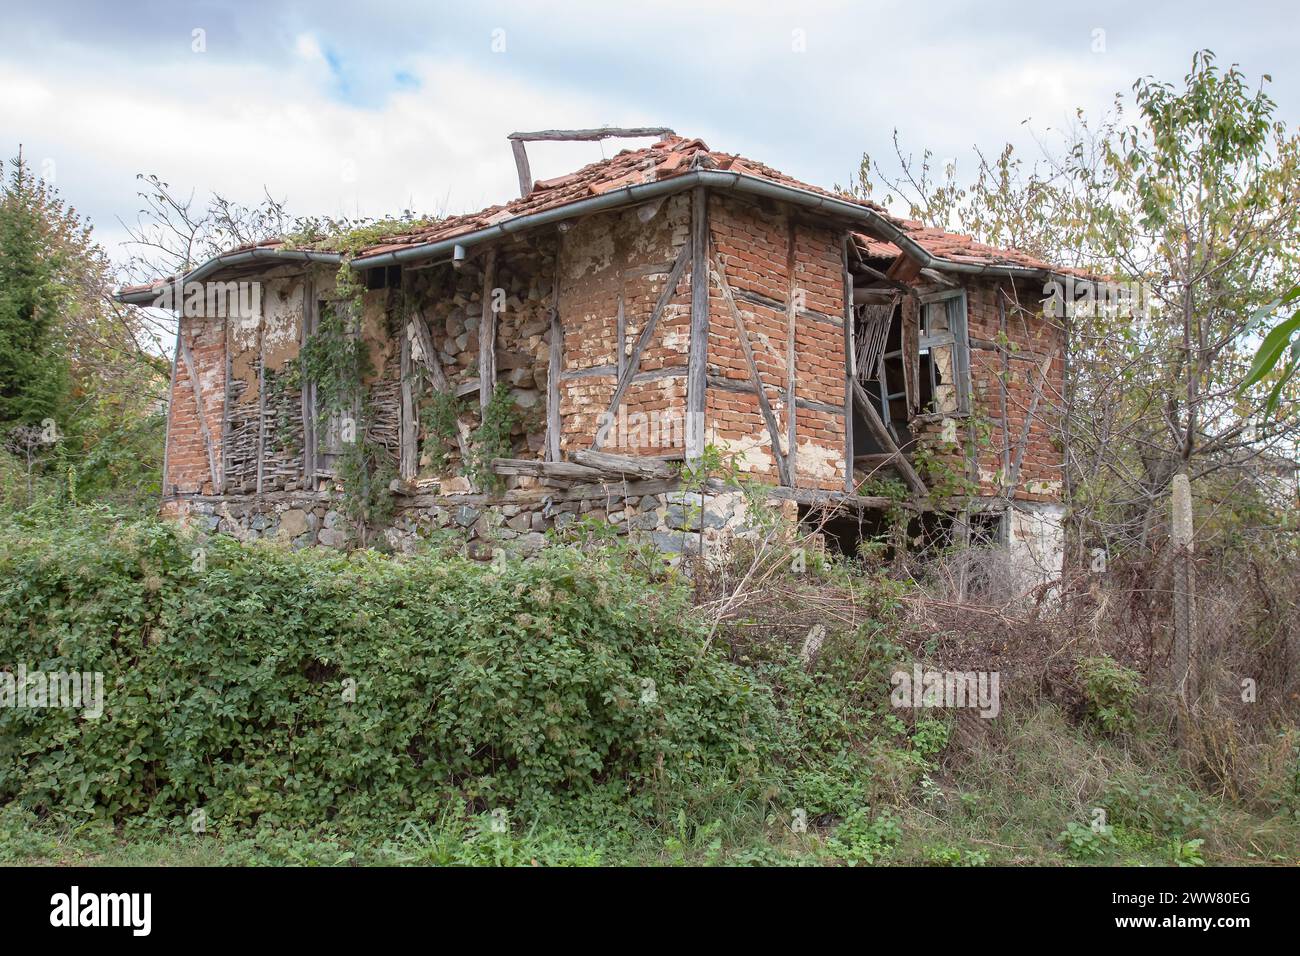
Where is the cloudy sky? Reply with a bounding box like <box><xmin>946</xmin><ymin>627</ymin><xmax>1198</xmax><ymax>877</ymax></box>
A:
<box><xmin>2</xmin><ymin>0</ymin><xmax>1297</xmax><ymax>275</ymax></box>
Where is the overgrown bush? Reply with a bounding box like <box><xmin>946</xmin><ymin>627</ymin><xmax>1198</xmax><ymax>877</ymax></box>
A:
<box><xmin>1078</xmin><ymin>655</ymin><xmax>1143</xmax><ymax>735</ymax></box>
<box><xmin>0</xmin><ymin>511</ymin><xmax>777</xmax><ymax>830</ymax></box>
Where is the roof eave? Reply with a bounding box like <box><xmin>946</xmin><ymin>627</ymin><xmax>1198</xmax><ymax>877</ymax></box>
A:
<box><xmin>113</xmin><ymin>248</ymin><xmax>344</xmax><ymax>305</ymax></box>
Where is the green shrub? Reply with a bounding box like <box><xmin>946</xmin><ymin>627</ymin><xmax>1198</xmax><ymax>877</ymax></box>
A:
<box><xmin>1101</xmin><ymin>776</ymin><xmax>1212</xmax><ymax>838</ymax></box>
<box><xmin>1078</xmin><ymin>654</ymin><xmax>1142</xmax><ymax>734</ymax></box>
<box><xmin>1057</xmin><ymin>819</ymin><xmax>1116</xmax><ymax>860</ymax></box>
<box><xmin>0</xmin><ymin>513</ymin><xmax>777</xmax><ymax>829</ymax></box>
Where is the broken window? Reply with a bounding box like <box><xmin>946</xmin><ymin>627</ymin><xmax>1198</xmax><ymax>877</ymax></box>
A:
<box><xmin>918</xmin><ymin>290</ymin><xmax>971</xmax><ymax>416</ymax></box>
<box><xmin>853</xmin><ymin>297</ymin><xmax>910</xmax><ymax>448</ymax></box>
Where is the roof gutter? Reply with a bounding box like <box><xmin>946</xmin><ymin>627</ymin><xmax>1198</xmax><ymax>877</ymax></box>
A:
<box><xmin>114</xmin><ymin>248</ymin><xmax>343</xmax><ymax>305</ymax></box>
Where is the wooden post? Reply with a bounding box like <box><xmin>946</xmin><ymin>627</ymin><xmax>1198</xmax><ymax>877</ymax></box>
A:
<box><xmin>510</xmin><ymin>139</ymin><xmax>533</xmax><ymax>199</ymax></box>
<box><xmin>161</xmin><ymin>323</ymin><xmax>180</xmax><ymax>497</ymax></box>
<box><xmin>255</xmin><ymin>313</ymin><xmax>265</xmax><ymax>494</ymax></box>
<box><xmin>841</xmin><ymin>236</ymin><xmax>855</xmax><ymax>492</ymax></box>
<box><xmin>399</xmin><ymin>324</ymin><xmax>417</xmax><ymax>481</ymax></box>
<box><xmin>1171</xmin><ymin>471</ymin><xmax>1197</xmax><ymax>745</ymax></box>
<box><xmin>301</xmin><ymin>277</ymin><xmax>317</xmax><ymax>491</ymax></box>
<box><xmin>546</xmin><ymin>240</ymin><xmax>564</xmax><ymax>462</ymax></box>
<box><xmin>997</xmin><ymin>295</ymin><xmax>1012</xmax><ymax>493</ymax></box>
<box><xmin>785</xmin><ymin>217</ymin><xmax>798</xmax><ymax>484</ymax></box>
<box><xmin>686</xmin><ymin>186</ymin><xmax>709</xmax><ymax>461</ymax></box>
<box><xmin>479</xmin><ymin>247</ymin><xmax>499</xmax><ymax>416</ymax></box>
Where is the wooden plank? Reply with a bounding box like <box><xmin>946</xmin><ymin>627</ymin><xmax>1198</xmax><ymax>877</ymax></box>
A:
<box><xmin>222</xmin><ymin>315</ymin><xmax>231</xmax><ymax>493</ymax></box>
<box><xmin>570</xmin><ymin>449</ymin><xmax>676</xmax><ymax>479</ymax></box>
<box><xmin>590</xmin><ymin>241</ymin><xmax>690</xmax><ymax>450</ymax></box>
<box><xmin>508</xmin><ymin>127</ymin><xmax>675</xmax><ymax>143</ymax></box>
<box><xmin>399</xmin><ymin>327</ymin><xmax>416</xmax><ymax>481</ymax></box>
<box><xmin>711</xmin><ymin>251</ymin><xmax>792</xmax><ymax>486</ymax></box>
<box><xmin>492</xmin><ymin>458</ymin><xmax>604</xmax><ymax>481</ymax></box>
<box><xmin>851</xmin><ymin>378</ymin><xmax>928</xmax><ymax>497</ymax></box>
<box><xmin>478</xmin><ymin>246</ymin><xmax>498</xmax><ymax>415</ymax></box>
<box><xmin>178</xmin><ymin>326</ymin><xmax>221</xmax><ymax>492</ymax></box>
<box><xmin>255</xmin><ymin>313</ymin><xmax>265</xmax><ymax>494</ymax></box>
<box><xmin>686</xmin><ymin>186</ymin><xmax>709</xmax><ymax>460</ymax></box>
<box><xmin>510</xmin><ymin>139</ymin><xmax>532</xmax><ymax>198</ymax></box>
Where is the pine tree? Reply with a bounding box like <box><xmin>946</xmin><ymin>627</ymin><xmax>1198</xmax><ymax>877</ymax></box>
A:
<box><xmin>0</xmin><ymin>148</ymin><xmax>68</xmax><ymax>428</ymax></box>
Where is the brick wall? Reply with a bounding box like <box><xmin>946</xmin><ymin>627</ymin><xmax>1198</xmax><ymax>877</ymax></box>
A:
<box><xmin>706</xmin><ymin>193</ymin><xmax>847</xmax><ymax>490</ymax></box>
<box><xmin>967</xmin><ymin>279</ymin><xmax>1065</xmax><ymax>502</ymax></box>
<box><xmin>165</xmin><ymin>315</ymin><xmax>225</xmax><ymax>495</ymax></box>
<box><xmin>161</xmin><ymin>192</ymin><xmax>1064</xmax><ymax>511</ymax></box>
<box><xmin>557</xmin><ymin>193</ymin><xmax>691</xmax><ymax>454</ymax></box>
<box><xmin>907</xmin><ymin>278</ymin><xmax>1065</xmax><ymax>503</ymax></box>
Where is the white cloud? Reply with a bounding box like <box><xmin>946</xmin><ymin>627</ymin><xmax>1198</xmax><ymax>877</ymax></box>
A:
<box><xmin>0</xmin><ymin>36</ymin><xmax>635</xmax><ymax>270</ymax></box>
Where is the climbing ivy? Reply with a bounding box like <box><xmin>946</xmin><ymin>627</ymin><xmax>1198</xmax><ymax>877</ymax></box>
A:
<box><xmin>465</xmin><ymin>384</ymin><xmax>518</xmax><ymax>493</ymax></box>
<box><xmin>420</xmin><ymin>389</ymin><xmax>462</xmax><ymax>474</ymax></box>
<box><xmin>300</xmin><ymin>298</ymin><xmax>371</xmax><ymax>419</ymax></box>
<box><xmin>336</xmin><ymin>438</ymin><xmax>397</xmax><ymax>547</ymax></box>
<box><xmin>297</xmin><ymin>289</ymin><xmax>395</xmax><ymax>546</ymax></box>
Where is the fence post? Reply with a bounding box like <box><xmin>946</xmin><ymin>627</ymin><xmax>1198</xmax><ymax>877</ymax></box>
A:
<box><xmin>1170</xmin><ymin>471</ymin><xmax>1196</xmax><ymax>745</ymax></box>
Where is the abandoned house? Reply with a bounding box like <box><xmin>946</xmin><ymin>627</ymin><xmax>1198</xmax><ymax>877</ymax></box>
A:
<box><xmin>118</xmin><ymin>129</ymin><xmax>1088</xmax><ymax>585</ymax></box>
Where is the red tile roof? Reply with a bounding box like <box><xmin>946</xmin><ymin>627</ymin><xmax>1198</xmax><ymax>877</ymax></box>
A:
<box><xmin>118</xmin><ymin>136</ymin><xmax>1090</xmax><ymax>297</ymax></box>
<box><xmin>852</xmin><ymin>224</ymin><xmax>1097</xmax><ymax>281</ymax></box>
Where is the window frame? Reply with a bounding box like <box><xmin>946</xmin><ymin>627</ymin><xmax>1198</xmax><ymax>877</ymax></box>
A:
<box><xmin>917</xmin><ymin>288</ymin><xmax>972</xmax><ymax>417</ymax></box>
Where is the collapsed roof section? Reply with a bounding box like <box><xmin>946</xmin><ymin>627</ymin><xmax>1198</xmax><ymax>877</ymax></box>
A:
<box><xmin>117</xmin><ymin>134</ymin><xmax>1095</xmax><ymax>304</ymax></box>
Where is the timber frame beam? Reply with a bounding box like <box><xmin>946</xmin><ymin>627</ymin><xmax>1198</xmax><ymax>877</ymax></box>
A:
<box><xmin>710</xmin><ymin>251</ymin><xmax>793</xmax><ymax>486</ymax></box>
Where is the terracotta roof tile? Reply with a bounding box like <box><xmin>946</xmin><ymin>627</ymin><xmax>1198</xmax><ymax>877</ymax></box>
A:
<box><xmin>120</xmin><ymin>136</ymin><xmax>1089</xmax><ymax>295</ymax></box>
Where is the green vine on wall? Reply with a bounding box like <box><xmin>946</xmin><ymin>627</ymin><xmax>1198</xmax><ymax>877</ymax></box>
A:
<box><xmin>298</xmin><ymin>264</ymin><xmax>396</xmax><ymax>547</ymax></box>
<box><xmin>465</xmin><ymin>384</ymin><xmax>518</xmax><ymax>494</ymax></box>
<box><xmin>420</xmin><ymin>389</ymin><xmax>462</xmax><ymax>474</ymax></box>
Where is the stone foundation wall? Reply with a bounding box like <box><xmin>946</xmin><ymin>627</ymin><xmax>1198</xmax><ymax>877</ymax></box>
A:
<box><xmin>162</xmin><ymin>483</ymin><xmax>780</xmax><ymax>560</ymax></box>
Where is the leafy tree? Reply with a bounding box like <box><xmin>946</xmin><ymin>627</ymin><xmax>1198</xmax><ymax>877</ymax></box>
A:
<box><xmin>0</xmin><ymin>149</ymin><xmax>169</xmax><ymax>508</ymax></box>
<box><xmin>847</xmin><ymin>52</ymin><xmax>1300</xmax><ymax>557</ymax></box>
